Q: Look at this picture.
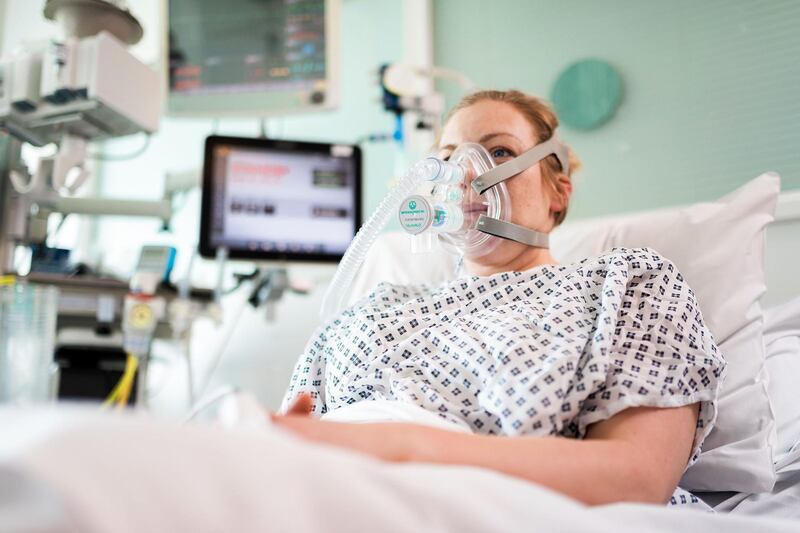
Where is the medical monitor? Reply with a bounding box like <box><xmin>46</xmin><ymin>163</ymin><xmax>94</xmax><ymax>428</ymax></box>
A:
<box><xmin>200</xmin><ymin>135</ymin><xmax>361</xmax><ymax>262</ymax></box>
<box><xmin>166</xmin><ymin>0</ymin><xmax>339</xmax><ymax>115</ymax></box>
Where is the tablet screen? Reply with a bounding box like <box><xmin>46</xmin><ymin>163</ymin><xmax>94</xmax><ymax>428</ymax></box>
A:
<box><xmin>200</xmin><ymin>136</ymin><xmax>360</xmax><ymax>261</ymax></box>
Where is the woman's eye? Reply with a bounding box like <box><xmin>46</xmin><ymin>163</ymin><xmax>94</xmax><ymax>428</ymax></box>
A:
<box><xmin>491</xmin><ymin>147</ymin><xmax>514</xmax><ymax>160</ymax></box>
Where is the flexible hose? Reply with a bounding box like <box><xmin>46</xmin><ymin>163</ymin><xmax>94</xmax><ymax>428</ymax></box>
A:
<box><xmin>320</xmin><ymin>158</ymin><xmax>440</xmax><ymax>321</ymax></box>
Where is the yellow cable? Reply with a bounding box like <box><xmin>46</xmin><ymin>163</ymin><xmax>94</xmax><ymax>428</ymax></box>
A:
<box><xmin>103</xmin><ymin>379</ymin><xmax>123</xmax><ymax>406</ymax></box>
<box><xmin>116</xmin><ymin>355</ymin><xmax>138</xmax><ymax>407</ymax></box>
<box><xmin>116</xmin><ymin>356</ymin><xmax>138</xmax><ymax>408</ymax></box>
<box><xmin>122</xmin><ymin>355</ymin><xmax>139</xmax><ymax>406</ymax></box>
<box><xmin>103</xmin><ymin>354</ymin><xmax>138</xmax><ymax>408</ymax></box>
<box><xmin>103</xmin><ymin>367</ymin><xmax>127</xmax><ymax>406</ymax></box>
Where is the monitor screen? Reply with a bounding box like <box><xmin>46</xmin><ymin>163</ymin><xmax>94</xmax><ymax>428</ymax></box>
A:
<box><xmin>199</xmin><ymin>136</ymin><xmax>361</xmax><ymax>262</ymax></box>
<box><xmin>167</xmin><ymin>0</ymin><xmax>338</xmax><ymax>115</ymax></box>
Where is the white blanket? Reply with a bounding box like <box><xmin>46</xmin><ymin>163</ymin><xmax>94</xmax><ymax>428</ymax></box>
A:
<box><xmin>0</xmin><ymin>407</ymin><xmax>797</xmax><ymax>533</ymax></box>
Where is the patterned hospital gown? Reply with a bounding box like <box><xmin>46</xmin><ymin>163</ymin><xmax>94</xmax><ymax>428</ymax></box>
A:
<box><xmin>283</xmin><ymin>248</ymin><xmax>726</xmax><ymax>507</ymax></box>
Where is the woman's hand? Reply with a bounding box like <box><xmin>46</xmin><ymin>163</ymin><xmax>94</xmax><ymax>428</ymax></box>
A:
<box><xmin>271</xmin><ymin>393</ymin><xmax>425</xmax><ymax>463</ymax></box>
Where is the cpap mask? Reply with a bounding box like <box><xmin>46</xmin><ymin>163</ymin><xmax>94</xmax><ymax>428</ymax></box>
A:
<box><xmin>320</xmin><ymin>133</ymin><xmax>570</xmax><ymax>321</ymax></box>
<box><xmin>397</xmin><ymin>135</ymin><xmax>570</xmax><ymax>257</ymax></box>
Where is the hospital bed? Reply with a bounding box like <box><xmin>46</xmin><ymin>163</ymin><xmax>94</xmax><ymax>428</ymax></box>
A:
<box><xmin>1</xmin><ymin>173</ymin><xmax>800</xmax><ymax>531</ymax></box>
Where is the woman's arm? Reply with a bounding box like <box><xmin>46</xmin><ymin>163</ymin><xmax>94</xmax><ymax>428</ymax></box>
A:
<box><xmin>272</xmin><ymin>397</ymin><xmax>699</xmax><ymax>506</ymax></box>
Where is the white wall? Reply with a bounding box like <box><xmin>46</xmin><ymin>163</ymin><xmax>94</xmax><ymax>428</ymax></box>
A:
<box><xmin>1</xmin><ymin>0</ymin><xmax>54</xmax><ymax>52</ymax></box>
<box><xmin>0</xmin><ymin>0</ymin><xmax>6</xmax><ymax>52</ymax></box>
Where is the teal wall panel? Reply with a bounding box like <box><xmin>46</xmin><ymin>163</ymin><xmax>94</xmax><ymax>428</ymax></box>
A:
<box><xmin>433</xmin><ymin>0</ymin><xmax>800</xmax><ymax>219</ymax></box>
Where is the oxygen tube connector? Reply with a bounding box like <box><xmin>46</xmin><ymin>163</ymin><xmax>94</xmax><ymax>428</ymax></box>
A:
<box><xmin>397</xmin><ymin>158</ymin><xmax>469</xmax><ymax>254</ymax></box>
<box><xmin>320</xmin><ymin>157</ymin><xmax>443</xmax><ymax>322</ymax></box>
<box><xmin>423</xmin><ymin>157</ymin><xmax>466</xmax><ymax>185</ymax></box>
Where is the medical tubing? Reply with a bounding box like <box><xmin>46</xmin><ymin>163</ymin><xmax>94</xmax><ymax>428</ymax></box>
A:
<box><xmin>195</xmin><ymin>295</ymin><xmax>249</xmax><ymax>400</ymax></box>
<box><xmin>320</xmin><ymin>158</ymin><xmax>444</xmax><ymax>321</ymax></box>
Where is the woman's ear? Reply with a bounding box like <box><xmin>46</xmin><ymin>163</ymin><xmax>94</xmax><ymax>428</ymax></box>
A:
<box><xmin>549</xmin><ymin>173</ymin><xmax>573</xmax><ymax>213</ymax></box>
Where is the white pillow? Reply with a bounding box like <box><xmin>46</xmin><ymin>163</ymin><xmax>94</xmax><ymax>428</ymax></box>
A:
<box><xmin>764</xmin><ymin>295</ymin><xmax>800</xmax><ymax>461</ymax></box>
<box><xmin>351</xmin><ymin>173</ymin><xmax>780</xmax><ymax>493</ymax></box>
<box><xmin>551</xmin><ymin>173</ymin><xmax>780</xmax><ymax>493</ymax></box>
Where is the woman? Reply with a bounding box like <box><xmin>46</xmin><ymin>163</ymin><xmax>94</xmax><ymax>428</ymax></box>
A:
<box><xmin>274</xmin><ymin>90</ymin><xmax>726</xmax><ymax>506</ymax></box>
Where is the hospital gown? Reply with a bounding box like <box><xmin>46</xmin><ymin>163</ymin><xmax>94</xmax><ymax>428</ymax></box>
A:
<box><xmin>283</xmin><ymin>248</ymin><xmax>726</xmax><ymax>500</ymax></box>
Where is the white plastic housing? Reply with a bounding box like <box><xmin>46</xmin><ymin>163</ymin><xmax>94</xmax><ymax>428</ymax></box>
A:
<box><xmin>0</xmin><ymin>31</ymin><xmax>160</xmax><ymax>146</ymax></box>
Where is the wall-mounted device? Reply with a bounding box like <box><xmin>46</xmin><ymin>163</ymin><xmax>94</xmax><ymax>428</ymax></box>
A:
<box><xmin>166</xmin><ymin>0</ymin><xmax>340</xmax><ymax>116</ymax></box>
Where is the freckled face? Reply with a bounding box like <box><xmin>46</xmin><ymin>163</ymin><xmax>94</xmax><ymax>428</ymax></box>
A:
<box><xmin>438</xmin><ymin>101</ymin><xmax>558</xmax><ymax>264</ymax></box>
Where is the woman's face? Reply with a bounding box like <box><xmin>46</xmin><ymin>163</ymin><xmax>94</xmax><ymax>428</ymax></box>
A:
<box><xmin>437</xmin><ymin>100</ymin><xmax>569</xmax><ymax>270</ymax></box>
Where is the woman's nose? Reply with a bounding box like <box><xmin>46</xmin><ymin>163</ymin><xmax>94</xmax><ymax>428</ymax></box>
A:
<box><xmin>462</xmin><ymin>167</ymin><xmax>476</xmax><ymax>188</ymax></box>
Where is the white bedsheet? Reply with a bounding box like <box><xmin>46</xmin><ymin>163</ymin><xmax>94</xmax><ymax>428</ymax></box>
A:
<box><xmin>710</xmin><ymin>445</ymin><xmax>800</xmax><ymax>519</ymax></box>
<box><xmin>1</xmin><ymin>407</ymin><xmax>798</xmax><ymax>533</ymax></box>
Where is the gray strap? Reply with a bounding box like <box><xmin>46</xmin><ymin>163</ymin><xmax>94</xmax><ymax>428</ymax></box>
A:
<box><xmin>471</xmin><ymin>136</ymin><xmax>570</xmax><ymax>195</ymax></box>
<box><xmin>475</xmin><ymin>215</ymin><xmax>550</xmax><ymax>248</ymax></box>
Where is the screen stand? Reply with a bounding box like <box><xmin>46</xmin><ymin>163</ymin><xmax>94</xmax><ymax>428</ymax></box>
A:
<box><xmin>247</xmin><ymin>267</ymin><xmax>289</xmax><ymax>321</ymax></box>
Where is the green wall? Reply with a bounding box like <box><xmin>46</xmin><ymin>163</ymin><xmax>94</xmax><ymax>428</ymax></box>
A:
<box><xmin>433</xmin><ymin>0</ymin><xmax>800</xmax><ymax>219</ymax></box>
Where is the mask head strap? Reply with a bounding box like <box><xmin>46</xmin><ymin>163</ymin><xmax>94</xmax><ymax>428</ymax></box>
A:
<box><xmin>475</xmin><ymin>215</ymin><xmax>550</xmax><ymax>248</ymax></box>
<box><xmin>471</xmin><ymin>135</ymin><xmax>570</xmax><ymax>195</ymax></box>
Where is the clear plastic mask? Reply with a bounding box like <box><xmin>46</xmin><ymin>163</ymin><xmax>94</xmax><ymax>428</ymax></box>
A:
<box><xmin>397</xmin><ymin>143</ymin><xmax>512</xmax><ymax>258</ymax></box>
<box><xmin>437</xmin><ymin>143</ymin><xmax>511</xmax><ymax>257</ymax></box>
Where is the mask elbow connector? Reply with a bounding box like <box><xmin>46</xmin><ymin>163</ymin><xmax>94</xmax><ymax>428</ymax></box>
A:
<box><xmin>424</xmin><ymin>157</ymin><xmax>465</xmax><ymax>185</ymax></box>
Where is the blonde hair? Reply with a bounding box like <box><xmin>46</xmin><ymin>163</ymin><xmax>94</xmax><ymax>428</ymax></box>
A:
<box><xmin>443</xmin><ymin>89</ymin><xmax>581</xmax><ymax>226</ymax></box>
